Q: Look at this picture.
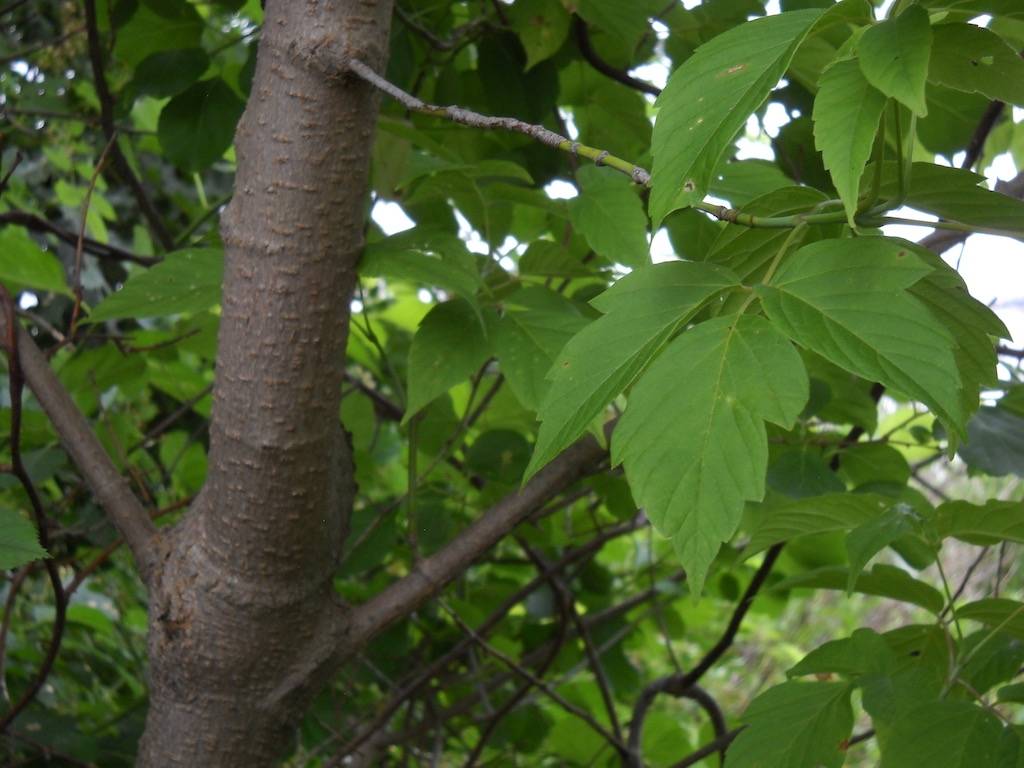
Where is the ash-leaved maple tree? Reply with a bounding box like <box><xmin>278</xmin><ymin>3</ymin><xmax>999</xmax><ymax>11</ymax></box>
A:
<box><xmin>3</xmin><ymin>0</ymin><xmax>1024</xmax><ymax>765</ymax></box>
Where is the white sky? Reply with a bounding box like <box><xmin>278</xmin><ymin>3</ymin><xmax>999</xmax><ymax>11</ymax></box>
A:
<box><xmin>371</xmin><ymin>1</ymin><xmax>1024</xmax><ymax>346</ymax></box>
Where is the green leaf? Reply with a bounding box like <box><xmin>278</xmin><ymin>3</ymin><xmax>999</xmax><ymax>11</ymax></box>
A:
<box><xmin>929</xmin><ymin>23</ymin><xmax>1024</xmax><ymax>107</ymax></box>
<box><xmin>130</xmin><ymin>48</ymin><xmax>210</xmax><ymax>98</ymax></box>
<box><xmin>725</xmin><ymin>681</ymin><xmax>854</xmax><ymax>768</ymax></box>
<box><xmin>889</xmin><ymin>163</ymin><xmax>1024</xmax><ymax>239</ymax></box>
<box><xmin>649</xmin><ymin>9</ymin><xmax>824</xmax><ymax>224</ymax></box>
<box><xmin>113</xmin><ymin>0</ymin><xmax>203</xmax><ymax>66</ymax></box>
<box><xmin>612</xmin><ymin>314</ymin><xmax>808</xmax><ymax>594</ymax></box>
<box><xmin>958</xmin><ymin>599</ymin><xmax>1024</xmax><ymax>641</ymax></box>
<box><xmin>933</xmin><ymin>499</ymin><xmax>1024</xmax><ymax>545</ymax></box>
<box><xmin>774</xmin><ymin>564</ymin><xmax>945</xmax><ymax>613</ymax></box>
<box><xmin>361</xmin><ymin>231</ymin><xmax>481</xmax><ymax>299</ymax></box>
<box><xmin>881</xmin><ymin>702</ymin><xmax>1004</xmax><ymax>768</ymax></box>
<box><xmin>858</xmin><ymin>5</ymin><xmax>932</xmax><ymax>117</ymax></box>
<box><xmin>959</xmin><ymin>630</ymin><xmax>1024</xmax><ymax>695</ymax></box>
<box><xmin>0</xmin><ymin>226</ymin><xmax>70</xmax><ymax>295</ymax></box>
<box><xmin>87</xmin><ymin>249</ymin><xmax>223</xmax><ymax>322</ymax></box>
<box><xmin>525</xmin><ymin>261</ymin><xmax>739</xmax><ymax>480</ymax></box>
<box><xmin>767</xmin><ymin>447</ymin><xmax>846</xmax><ymax>499</ymax></box>
<box><xmin>509</xmin><ymin>0</ymin><xmax>570</xmax><ymax>70</ymax></box>
<box><xmin>958</xmin><ymin>407</ymin><xmax>1024</xmax><ymax>477</ymax></box>
<box><xmin>813</xmin><ymin>58</ymin><xmax>887</xmax><ymax>226</ymax></box>
<box><xmin>158</xmin><ymin>78</ymin><xmax>245</xmax><ymax>173</ymax></box>
<box><xmin>919</xmin><ymin>0</ymin><xmax>1024</xmax><ymax>18</ymax></box>
<box><xmin>0</xmin><ymin>508</ymin><xmax>48</xmax><ymax>569</ymax></box>
<box><xmin>405</xmin><ymin>299</ymin><xmax>490</xmax><ymax>421</ymax></box>
<box><xmin>569</xmin><ymin>166</ymin><xmax>649</xmax><ymax>269</ymax></box>
<box><xmin>746</xmin><ymin>493</ymin><xmax>896</xmax><ymax>556</ymax></box>
<box><xmin>491</xmin><ymin>287</ymin><xmax>589</xmax><ymax>411</ymax></box>
<box><xmin>755</xmin><ymin>237</ymin><xmax>963</xmax><ymax>436</ymax></box>
<box><xmin>845</xmin><ymin>503</ymin><xmax>923</xmax><ymax>592</ymax></box>
<box><xmin>789</xmin><ymin>628</ymin><xmax>895</xmax><ymax>679</ymax></box>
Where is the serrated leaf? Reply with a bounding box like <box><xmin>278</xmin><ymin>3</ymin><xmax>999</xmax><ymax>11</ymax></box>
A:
<box><xmin>774</xmin><ymin>564</ymin><xmax>945</xmax><ymax>613</ymax></box>
<box><xmin>959</xmin><ymin>630</ymin><xmax>1024</xmax><ymax>695</ymax></box>
<box><xmin>725</xmin><ymin>681</ymin><xmax>854</xmax><ymax>768</ymax></box>
<box><xmin>0</xmin><ymin>508</ymin><xmax>48</xmax><ymax>569</ymax></box>
<box><xmin>858</xmin><ymin>5</ymin><xmax>932</xmax><ymax>117</ymax></box>
<box><xmin>87</xmin><ymin>249</ymin><xmax>223</xmax><ymax>322</ymax></box>
<box><xmin>525</xmin><ymin>261</ymin><xmax>739</xmax><ymax>480</ymax></box>
<box><xmin>405</xmin><ymin>299</ymin><xmax>490</xmax><ymax>421</ymax></box>
<box><xmin>928</xmin><ymin>23</ymin><xmax>1024</xmax><ymax>107</ymax></box>
<box><xmin>570</xmin><ymin>166</ymin><xmax>650</xmax><ymax>269</ymax></box>
<box><xmin>0</xmin><ymin>226</ymin><xmax>70</xmax><ymax>296</ymax></box>
<box><xmin>612</xmin><ymin>314</ymin><xmax>808</xmax><ymax>594</ymax></box>
<box><xmin>881</xmin><ymin>702</ymin><xmax>1004</xmax><ymax>768</ymax></box>
<box><xmin>649</xmin><ymin>9</ymin><xmax>824</xmax><ymax>225</ymax></box>
<box><xmin>746</xmin><ymin>493</ymin><xmax>896</xmax><ymax>555</ymax></box>
<box><xmin>158</xmin><ymin>78</ymin><xmax>245</xmax><ymax>173</ymax></box>
<box><xmin>491</xmin><ymin>288</ymin><xmax>589</xmax><ymax>411</ymax></box>
<box><xmin>755</xmin><ymin>237</ymin><xmax>963</xmax><ymax>436</ymax></box>
<box><xmin>767</xmin><ymin>447</ymin><xmax>846</xmax><ymax>499</ymax></box>
<box><xmin>813</xmin><ymin>58</ymin><xmax>887</xmax><ymax>225</ymax></box>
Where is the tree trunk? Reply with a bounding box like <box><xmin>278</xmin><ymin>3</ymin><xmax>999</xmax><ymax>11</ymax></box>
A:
<box><xmin>136</xmin><ymin>2</ymin><xmax>393</xmax><ymax>764</ymax></box>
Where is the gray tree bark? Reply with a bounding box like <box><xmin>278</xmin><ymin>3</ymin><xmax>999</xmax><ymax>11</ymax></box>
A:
<box><xmin>136</xmin><ymin>2</ymin><xmax>393</xmax><ymax>764</ymax></box>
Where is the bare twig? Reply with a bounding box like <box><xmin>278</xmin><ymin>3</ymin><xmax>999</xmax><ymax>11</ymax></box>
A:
<box><xmin>0</xmin><ymin>287</ymin><xmax>67</xmax><ymax>732</ymax></box>
<box><xmin>0</xmin><ymin>313</ymin><xmax>158</xmax><ymax>579</ymax></box>
<box><xmin>573</xmin><ymin>17</ymin><xmax>661</xmax><ymax>97</ymax></box>
<box><xmin>627</xmin><ymin>544</ymin><xmax>784</xmax><ymax>766</ymax></box>
<box><xmin>0</xmin><ymin>210</ymin><xmax>158</xmax><ymax>266</ymax></box>
<box><xmin>345</xmin><ymin>59</ymin><xmax>651</xmax><ymax>186</ymax></box>
<box><xmin>83</xmin><ymin>0</ymin><xmax>173</xmax><ymax>251</ymax></box>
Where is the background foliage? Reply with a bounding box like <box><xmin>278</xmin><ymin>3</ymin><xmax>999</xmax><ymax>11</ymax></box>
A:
<box><xmin>2</xmin><ymin>0</ymin><xmax>1024</xmax><ymax>765</ymax></box>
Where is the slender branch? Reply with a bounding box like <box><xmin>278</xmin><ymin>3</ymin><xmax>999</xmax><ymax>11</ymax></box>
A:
<box><xmin>344</xmin><ymin>428</ymin><xmax>608</xmax><ymax>647</ymax></box>
<box><xmin>345</xmin><ymin>58</ymin><xmax>651</xmax><ymax>185</ymax></box>
<box><xmin>0</xmin><ymin>288</ymin><xmax>67</xmax><ymax>732</ymax></box>
<box><xmin>82</xmin><ymin>0</ymin><xmax>173</xmax><ymax>251</ymax></box>
<box><xmin>670</xmin><ymin>728</ymin><xmax>743</xmax><ymax>768</ymax></box>
<box><xmin>332</xmin><ymin>514</ymin><xmax>644</xmax><ymax>762</ymax></box>
<box><xmin>0</xmin><ymin>314</ymin><xmax>159</xmax><ymax>580</ymax></box>
<box><xmin>0</xmin><ymin>210</ymin><xmax>159</xmax><ymax>266</ymax></box>
<box><xmin>572</xmin><ymin>17</ymin><xmax>661</xmax><ymax>97</ymax></box>
<box><xmin>627</xmin><ymin>544</ymin><xmax>784</xmax><ymax>766</ymax></box>
<box><xmin>962</xmin><ymin>101</ymin><xmax>1006</xmax><ymax>171</ymax></box>
<box><xmin>918</xmin><ymin>171</ymin><xmax>1024</xmax><ymax>253</ymax></box>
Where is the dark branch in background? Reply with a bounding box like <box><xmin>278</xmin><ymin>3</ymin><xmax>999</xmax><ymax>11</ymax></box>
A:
<box><xmin>462</xmin><ymin>543</ymin><xmax>573</xmax><ymax>767</ymax></box>
<box><xmin>572</xmin><ymin>17</ymin><xmax>662</xmax><ymax>97</ymax></box>
<box><xmin>0</xmin><ymin>313</ymin><xmax>158</xmax><ymax>579</ymax></box>
<box><xmin>344</xmin><ymin>429</ymin><xmax>609</xmax><ymax>647</ymax></box>
<box><xmin>82</xmin><ymin>0</ymin><xmax>174</xmax><ymax>252</ymax></box>
<box><xmin>393</xmin><ymin>5</ymin><xmax>489</xmax><ymax>51</ymax></box>
<box><xmin>332</xmin><ymin>514</ymin><xmax>645</xmax><ymax>762</ymax></box>
<box><xmin>626</xmin><ymin>544</ymin><xmax>785</xmax><ymax>767</ymax></box>
<box><xmin>962</xmin><ymin>101</ymin><xmax>1005</xmax><ymax>171</ymax></box>
<box><xmin>0</xmin><ymin>287</ymin><xmax>67</xmax><ymax>732</ymax></box>
<box><xmin>0</xmin><ymin>211</ymin><xmax>159</xmax><ymax>266</ymax></box>
<box><xmin>670</xmin><ymin>728</ymin><xmax>742</xmax><ymax>768</ymax></box>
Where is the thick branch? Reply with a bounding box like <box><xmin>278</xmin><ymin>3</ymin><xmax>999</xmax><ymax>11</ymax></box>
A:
<box><xmin>0</xmin><ymin>316</ymin><xmax>158</xmax><ymax>578</ymax></box>
<box><xmin>345</xmin><ymin>431</ymin><xmax>607</xmax><ymax>648</ymax></box>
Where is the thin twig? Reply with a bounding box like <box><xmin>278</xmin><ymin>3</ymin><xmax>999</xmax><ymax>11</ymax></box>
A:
<box><xmin>627</xmin><ymin>544</ymin><xmax>784</xmax><ymax>766</ymax></box>
<box><xmin>573</xmin><ymin>17</ymin><xmax>661</xmax><ymax>97</ymax></box>
<box><xmin>83</xmin><ymin>0</ymin><xmax>173</xmax><ymax>251</ymax></box>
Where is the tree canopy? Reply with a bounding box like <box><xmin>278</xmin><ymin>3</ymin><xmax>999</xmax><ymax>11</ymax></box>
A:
<box><xmin>2</xmin><ymin>0</ymin><xmax>1024</xmax><ymax>766</ymax></box>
